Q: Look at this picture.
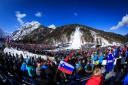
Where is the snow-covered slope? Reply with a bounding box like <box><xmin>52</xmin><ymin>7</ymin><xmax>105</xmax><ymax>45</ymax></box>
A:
<box><xmin>67</xmin><ymin>27</ymin><xmax>82</xmax><ymax>49</ymax></box>
<box><xmin>90</xmin><ymin>30</ymin><xmax>110</xmax><ymax>46</ymax></box>
<box><xmin>12</xmin><ymin>21</ymin><xmax>40</xmax><ymax>40</ymax></box>
<box><xmin>57</xmin><ymin>27</ymin><xmax>122</xmax><ymax>49</ymax></box>
<box><xmin>51</xmin><ymin>27</ymin><xmax>120</xmax><ymax>49</ymax></box>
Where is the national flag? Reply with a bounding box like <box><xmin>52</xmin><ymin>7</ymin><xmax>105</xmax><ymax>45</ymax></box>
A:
<box><xmin>58</xmin><ymin>61</ymin><xmax>74</xmax><ymax>75</ymax></box>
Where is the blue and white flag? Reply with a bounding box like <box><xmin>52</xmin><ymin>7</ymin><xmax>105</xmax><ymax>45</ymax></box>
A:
<box><xmin>58</xmin><ymin>61</ymin><xmax>74</xmax><ymax>75</ymax></box>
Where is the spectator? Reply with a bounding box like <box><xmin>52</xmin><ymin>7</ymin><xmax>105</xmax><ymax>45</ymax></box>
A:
<box><xmin>21</xmin><ymin>61</ymin><xmax>27</xmax><ymax>72</ymax></box>
<box><xmin>26</xmin><ymin>63</ymin><xmax>35</xmax><ymax>78</ymax></box>
<box><xmin>86</xmin><ymin>66</ymin><xmax>104</xmax><ymax>85</ymax></box>
<box><xmin>106</xmin><ymin>49</ymin><xmax>115</xmax><ymax>72</ymax></box>
<box><xmin>36</xmin><ymin>62</ymin><xmax>41</xmax><ymax>77</ymax></box>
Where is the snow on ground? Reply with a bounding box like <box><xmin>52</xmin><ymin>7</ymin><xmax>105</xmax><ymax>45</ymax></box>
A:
<box><xmin>4</xmin><ymin>47</ymin><xmax>48</xmax><ymax>60</ymax></box>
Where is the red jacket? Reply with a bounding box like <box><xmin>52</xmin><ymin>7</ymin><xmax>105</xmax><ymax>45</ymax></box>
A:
<box><xmin>86</xmin><ymin>75</ymin><xmax>104</xmax><ymax>85</ymax></box>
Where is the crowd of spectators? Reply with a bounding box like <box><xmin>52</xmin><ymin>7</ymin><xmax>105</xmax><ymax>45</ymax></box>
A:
<box><xmin>0</xmin><ymin>45</ymin><xmax>128</xmax><ymax>85</ymax></box>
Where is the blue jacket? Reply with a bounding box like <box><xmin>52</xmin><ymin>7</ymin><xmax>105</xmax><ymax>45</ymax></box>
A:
<box><xmin>99</xmin><ymin>55</ymin><xmax>104</xmax><ymax>64</ymax></box>
<box><xmin>107</xmin><ymin>53</ymin><xmax>114</xmax><ymax>64</ymax></box>
<box><xmin>26</xmin><ymin>65</ymin><xmax>35</xmax><ymax>77</ymax></box>
<box><xmin>93</xmin><ymin>54</ymin><xmax>98</xmax><ymax>61</ymax></box>
<box><xmin>106</xmin><ymin>53</ymin><xmax>115</xmax><ymax>72</ymax></box>
<box><xmin>123</xmin><ymin>74</ymin><xmax>128</xmax><ymax>85</ymax></box>
<box><xmin>21</xmin><ymin>62</ymin><xmax>27</xmax><ymax>72</ymax></box>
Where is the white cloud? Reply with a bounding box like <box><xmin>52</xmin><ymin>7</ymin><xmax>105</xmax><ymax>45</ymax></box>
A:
<box><xmin>16</xmin><ymin>11</ymin><xmax>26</xmax><ymax>25</ymax></box>
<box><xmin>110</xmin><ymin>14</ymin><xmax>128</xmax><ymax>30</ymax></box>
<box><xmin>48</xmin><ymin>24</ymin><xmax>56</xmax><ymax>29</ymax></box>
<box><xmin>35</xmin><ymin>12</ymin><xmax>42</xmax><ymax>17</ymax></box>
<box><xmin>74</xmin><ymin>12</ymin><xmax>78</xmax><ymax>16</ymax></box>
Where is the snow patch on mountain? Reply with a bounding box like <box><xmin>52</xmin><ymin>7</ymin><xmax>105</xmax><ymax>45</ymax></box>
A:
<box><xmin>48</xmin><ymin>24</ymin><xmax>56</xmax><ymax>29</ymax></box>
<box><xmin>90</xmin><ymin>30</ymin><xmax>122</xmax><ymax>47</ymax></box>
<box><xmin>12</xmin><ymin>21</ymin><xmax>40</xmax><ymax>40</ymax></box>
<box><xmin>90</xmin><ymin>30</ymin><xmax>111</xmax><ymax>46</ymax></box>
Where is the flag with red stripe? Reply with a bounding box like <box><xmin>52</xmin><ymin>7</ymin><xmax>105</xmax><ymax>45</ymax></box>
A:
<box><xmin>58</xmin><ymin>61</ymin><xmax>74</xmax><ymax>75</ymax></box>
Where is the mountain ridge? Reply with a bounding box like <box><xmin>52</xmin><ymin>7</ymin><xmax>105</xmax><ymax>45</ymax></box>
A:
<box><xmin>12</xmin><ymin>23</ymin><xmax>127</xmax><ymax>48</ymax></box>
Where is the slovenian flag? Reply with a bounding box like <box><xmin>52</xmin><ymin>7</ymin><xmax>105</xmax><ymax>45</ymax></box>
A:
<box><xmin>58</xmin><ymin>61</ymin><xmax>74</xmax><ymax>75</ymax></box>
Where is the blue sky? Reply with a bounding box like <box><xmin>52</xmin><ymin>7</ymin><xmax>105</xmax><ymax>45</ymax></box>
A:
<box><xmin>0</xmin><ymin>0</ymin><xmax>128</xmax><ymax>35</ymax></box>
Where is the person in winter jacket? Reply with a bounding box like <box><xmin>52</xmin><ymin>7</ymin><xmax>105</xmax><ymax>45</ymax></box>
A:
<box><xmin>98</xmin><ymin>53</ymin><xmax>104</xmax><ymax>64</ymax></box>
<box><xmin>86</xmin><ymin>67</ymin><xmax>104</xmax><ymax>85</ymax></box>
<box><xmin>93</xmin><ymin>52</ymin><xmax>99</xmax><ymax>65</ymax></box>
<box><xmin>84</xmin><ymin>61</ymin><xmax>94</xmax><ymax>74</ymax></box>
<box><xmin>113</xmin><ymin>47</ymin><xmax>120</xmax><ymax>58</ymax></box>
<box><xmin>36</xmin><ymin>62</ymin><xmax>42</xmax><ymax>77</ymax></box>
<box><xmin>26</xmin><ymin>64</ymin><xmax>35</xmax><ymax>78</ymax></box>
<box><xmin>21</xmin><ymin>61</ymin><xmax>27</xmax><ymax>72</ymax></box>
<box><xmin>106</xmin><ymin>49</ymin><xmax>115</xmax><ymax>72</ymax></box>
